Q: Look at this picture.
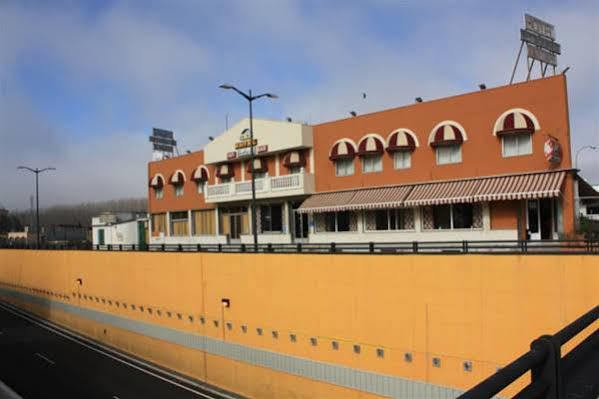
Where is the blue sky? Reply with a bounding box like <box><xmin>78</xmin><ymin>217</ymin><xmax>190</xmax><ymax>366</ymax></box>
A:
<box><xmin>1</xmin><ymin>0</ymin><xmax>597</xmax><ymax>209</ymax></box>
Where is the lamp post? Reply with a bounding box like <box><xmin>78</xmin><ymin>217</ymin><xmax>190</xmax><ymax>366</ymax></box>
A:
<box><xmin>17</xmin><ymin>166</ymin><xmax>56</xmax><ymax>248</ymax></box>
<box><xmin>219</xmin><ymin>84</ymin><xmax>278</xmax><ymax>251</ymax></box>
<box><xmin>575</xmin><ymin>145</ymin><xmax>597</xmax><ymax>169</ymax></box>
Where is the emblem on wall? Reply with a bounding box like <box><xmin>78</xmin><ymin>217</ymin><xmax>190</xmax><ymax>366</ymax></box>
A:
<box><xmin>544</xmin><ymin>138</ymin><xmax>562</xmax><ymax>163</ymax></box>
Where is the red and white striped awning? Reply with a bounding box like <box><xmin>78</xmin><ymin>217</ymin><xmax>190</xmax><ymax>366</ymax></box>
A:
<box><xmin>216</xmin><ymin>164</ymin><xmax>234</xmax><ymax>178</ymax></box>
<box><xmin>247</xmin><ymin>157</ymin><xmax>267</xmax><ymax>173</ymax></box>
<box><xmin>495</xmin><ymin>111</ymin><xmax>536</xmax><ymax>136</ymax></box>
<box><xmin>297</xmin><ymin>190</ymin><xmax>357</xmax><ymax>213</ymax></box>
<box><xmin>357</xmin><ymin>136</ymin><xmax>384</xmax><ymax>156</ymax></box>
<box><xmin>149</xmin><ymin>174</ymin><xmax>164</xmax><ymax>188</ymax></box>
<box><xmin>170</xmin><ymin>170</ymin><xmax>186</xmax><ymax>185</ymax></box>
<box><xmin>297</xmin><ymin>170</ymin><xmax>569</xmax><ymax>213</ymax></box>
<box><xmin>329</xmin><ymin>140</ymin><xmax>356</xmax><ymax>160</ymax></box>
<box><xmin>403</xmin><ymin>179</ymin><xmax>480</xmax><ymax>206</ymax></box>
<box><xmin>473</xmin><ymin>171</ymin><xmax>565</xmax><ymax>201</ymax></box>
<box><xmin>283</xmin><ymin>151</ymin><xmax>305</xmax><ymax>167</ymax></box>
<box><xmin>192</xmin><ymin>165</ymin><xmax>209</xmax><ymax>182</ymax></box>
<box><xmin>430</xmin><ymin>124</ymin><xmax>464</xmax><ymax>147</ymax></box>
<box><xmin>387</xmin><ymin>129</ymin><xmax>416</xmax><ymax>152</ymax></box>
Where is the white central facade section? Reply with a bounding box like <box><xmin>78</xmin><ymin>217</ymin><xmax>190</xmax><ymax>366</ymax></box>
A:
<box><xmin>204</xmin><ymin>118</ymin><xmax>315</xmax><ymax>203</ymax></box>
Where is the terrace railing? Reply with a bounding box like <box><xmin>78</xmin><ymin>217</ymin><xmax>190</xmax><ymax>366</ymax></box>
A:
<box><xmin>457</xmin><ymin>305</ymin><xmax>599</xmax><ymax>399</ymax></box>
<box><xmin>1</xmin><ymin>239</ymin><xmax>599</xmax><ymax>254</ymax></box>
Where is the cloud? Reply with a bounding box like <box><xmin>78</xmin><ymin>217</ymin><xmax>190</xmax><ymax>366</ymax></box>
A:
<box><xmin>0</xmin><ymin>0</ymin><xmax>597</xmax><ymax>210</ymax></box>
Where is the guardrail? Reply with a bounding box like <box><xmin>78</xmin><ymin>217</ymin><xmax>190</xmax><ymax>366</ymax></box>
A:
<box><xmin>457</xmin><ymin>305</ymin><xmax>599</xmax><ymax>399</ymax></box>
<box><xmin>1</xmin><ymin>239</ymin><xmax>599</xmax><ymax>254</ymax></box>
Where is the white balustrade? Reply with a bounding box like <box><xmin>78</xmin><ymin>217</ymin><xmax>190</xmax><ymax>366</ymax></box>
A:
<box><xmin>205</xmin><ymin>173</ymin><xmax>312</xmax><ymax>202</ymax></box>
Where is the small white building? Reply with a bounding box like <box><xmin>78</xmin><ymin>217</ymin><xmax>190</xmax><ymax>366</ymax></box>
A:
<box><xmin>92</xmin><ymin>212</ymin><xmax>148</xmax><ymax>248</ymax></box>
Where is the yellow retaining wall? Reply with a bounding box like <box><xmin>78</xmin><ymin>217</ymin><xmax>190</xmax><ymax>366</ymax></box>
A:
<box><xmin>0</xmin><ymin>250</ymin><xmax>597</xmax><ymax>398</ymax></box>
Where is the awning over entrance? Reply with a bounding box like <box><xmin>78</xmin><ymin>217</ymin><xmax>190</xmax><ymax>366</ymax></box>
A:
<box><xmin>297</xmin><ymin>170</ymin><xmax>568</xmax><ymax>213</ymax></box>
<box><xmin>403</xmin><ymin>179</ymin><xmax>480</xmax><ymax>206</ymax></box>
<box><xmin>473</xmin><ymin>170</ymin><xmax>566</xmax><ymax>201</ymax></box>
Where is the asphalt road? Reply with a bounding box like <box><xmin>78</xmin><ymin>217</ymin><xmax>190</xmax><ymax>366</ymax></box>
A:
<box><xmin>0</xmin><ymin>300</ymin><xmax>239</xmax><ymax>399</ymax></box>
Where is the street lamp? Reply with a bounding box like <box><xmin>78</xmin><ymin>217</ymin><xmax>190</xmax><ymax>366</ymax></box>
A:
<box><xmin>219</xmin><ymin>84</ymin><xmax>278</xmax><ymax>251</ymax></box>
<box><xmin>575</xmin><ymin>145</ymin><xmax>597</xmax><ymax>169</ymax></box>
<box><xmin>17</xmin><ymin>166</ymin><xmax>56</xmax><ymax>248</ymax></box>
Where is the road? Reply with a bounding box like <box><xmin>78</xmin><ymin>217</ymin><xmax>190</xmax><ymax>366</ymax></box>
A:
<box><xmin>0</xmin><ymin>300</ymin><xmax>240</xmax><ymax>399</ymax></box>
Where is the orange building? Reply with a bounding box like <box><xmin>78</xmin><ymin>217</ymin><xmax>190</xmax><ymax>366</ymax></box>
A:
<box><xmin>148</xmin><ymin>75</ymin><xmax>580</xmax><ymax>245</ymax></box>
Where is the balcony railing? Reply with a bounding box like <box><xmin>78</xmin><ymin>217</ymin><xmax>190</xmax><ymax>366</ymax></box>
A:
<box><xmin>205</xmin><ymin>173</ymin><xmax>313</xmax><ymax>202</ymax></box>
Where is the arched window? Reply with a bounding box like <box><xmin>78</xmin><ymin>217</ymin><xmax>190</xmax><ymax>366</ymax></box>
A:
<box><xmin>282</xmin><ymin>151</ymin><xmax>305</xmax><ymax>174</ymax></box>
<box><xmin>429</xmin><ymin>122</ymin><xmax>467</xmax><ymax>165</ymax></box>
<box><xmin>494</xmin><ymin>109</ymin><xmax>539</xmax><ymax>157</ymax></box>
<box><xmin>357</xmin><ymin>134</ymin><xmax>385</xmax><ymax>173</ymax></box>
<box><xmin>192</xmin><ymin>165</ymin><xmax>209</xmax><ymax>195</ymax></box>
<box><xmin>387</xmin><ymin>129</ymin><xmax>418</xmax><ymax>170</ymax></box>
<box><xmin>216</xmin><ymin>164</ymin><xmax>234</xmax><ymax>183</ymax></box>
<box><xmin>170</xmin><ymin>170</ymin><xmax>186</xmax><ymax>197</ymax></box>
<box><xmin>149</xmin><ymin>174</ymin><xmax>165</xmax><ymax>199</ymax></box>
<box><xmin>329</xmin><ymin>139</ymin><xmax>357</xmax><ymax>177</ymax></box>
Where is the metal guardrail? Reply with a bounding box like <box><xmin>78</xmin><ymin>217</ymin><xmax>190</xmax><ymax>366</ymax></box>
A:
<box><xmin>1</xmin><ymin>239</ymin><xmax>599</xmax><ymax>254</ymax></box>
<box><xmin>457</xmin><ymin>305</ymin><xmax>599</xmax><ymax>399</ymax></box>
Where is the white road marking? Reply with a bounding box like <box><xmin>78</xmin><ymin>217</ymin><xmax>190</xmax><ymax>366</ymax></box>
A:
<box><xmin>0</xmin><ymin>302</ymin><xmax>232</xmax><ymax>399</ymax></box>
<box><xmin>34</xmin><ymin>352</ymin><xmax>55</xmax><ymax>365</ymax></box>
<box><xmin>112</xmin><ymin>396</ymin><xmax>120</xmax><ymax>399</ymax></box>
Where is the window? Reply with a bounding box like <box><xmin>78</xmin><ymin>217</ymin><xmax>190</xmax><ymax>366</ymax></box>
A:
<box><xmin>151</xmin><ymin>213</ymin><xmax>166</xmax><ymax>234</ymax></box>
<box><xmin>436</xmin><ymin>145</ymin><xmax>462</xmax><ymax>165</ymax></box>
<box><xmin>170</xmin><ymin>211</ymin><xmax>189</xmax><ymax>236</ymax></box>
<box><xmin>393</xmin><ymin>152</ymin><xmax>411</xmax><ymax>169</ymax></box>
<box><xmin>335</xmin><ymin>158</ymin><xmax>354</xmax><ymax>176</ymax></box>
<box><xmin>192</xmin><ymin>209</ymin><xmax>216</xmax><ymax>235</ymax></box>
<box><xmin>366</xmin><ymin>209</ymin><xmax>415</xmax><ymax>231</ymax></box>
<box><xmin>174</xmin><ymin>184</ymin><xmax>184</xmax><ymax>197</ymax></box>
<box><xmin>502</xmin><ymin>134</ymin><xmax>532</xmax><ymax>157</ymax></box>
<box><xmin>253</xmin><ymin>171</ymin><xmax>267</xmax><ymax>179</ymax></box>
<box><xmin>425</xmin><ymin>204</ymin><xmax>481</xmax><ymax>230</ymax></box>
<box><xmin>289</xmin><ymin>165</ymin><xmax>302</xmax><ymax>174</ymax></box>
<box><xmin>154</xmin><ymin>187</ymin><xmax>164</xmax><ymax>199</ymax></box>
<box><xmin>322</xmin><ymin>211</ymin><xmax>354</xmax><ymax>232</ymax></box>
<box><xmin>260</xmin><ymin>204</ymin><xmax>283</xmax><ymax>232</ymax></box>
<box><xmin>196</xmin><ymin>181</ymin><xmax>206</xmax><ymax>195</ymax></box>
<box><xmin>220</xmin><ymin>177</ymin><xmax>232</xmax><ymax>184</ymax></box>
<box><xmin>361</xmin><ymin>155</ymin><xmax>382</xmax><ymax>173</ymax></box>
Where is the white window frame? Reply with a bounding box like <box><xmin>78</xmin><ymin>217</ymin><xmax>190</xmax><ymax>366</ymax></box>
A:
<box><xmin>174</xmin><ymin>184</ymin><xmax>184</xmax><ymax>197</ymax></box>
<box><xmin>435</xmin><ymin>145</ymin><xmax>462</xmax><ymax>165</ymax></box>
<box><xmin>335</xmin><ymin>158</ymin><xmax>354</xmax><ymax>177</ymax></box>
<box><xmin>393</xmin><ymin>151</ymin><xmax>411</xmax><ymax>170</ymax></box>
<box><xmin>361</xmin><ymin>154</ymin><xmax>383</xmax><ymax>173</ymax></box>
<box><xmin>154</xmin><ymin>187</ymin><xmax>164</xmax><ymax>200</ymax></box>
<box><xmin>501</xmin><ymin>134</ymin><xmax>532</xmax><ymax>157</ymax></box>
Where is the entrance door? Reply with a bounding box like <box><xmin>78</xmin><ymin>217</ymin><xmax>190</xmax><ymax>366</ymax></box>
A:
<box><xmin>291</xmin><ymin>202</ymin><xmax>309</xmax><ymax>242</ymax></box>
<box><xmin>526</xmin><ymin>199</ymin><xmax>554</xmax><ymax>240</ymax></box>
<box><xmin>98</xmin><ymin>229</ymin><xmax>105</xmax><ymax>245</ymax></box>
<box><xmin>137</xmin><ymin>221</ymin><xmax>146</xmax><ymax>250</ymax></box>
<box><xmin>230</xmin><ymin>215</ymin><xmax>242</xmax><ymax>240</ymax></box>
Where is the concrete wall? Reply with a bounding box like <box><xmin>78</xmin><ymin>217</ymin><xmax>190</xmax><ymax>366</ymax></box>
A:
<box><xmin>0</xmin><ymin>250</ymin><xmax>597</xmax><ymax>398</ymax></box>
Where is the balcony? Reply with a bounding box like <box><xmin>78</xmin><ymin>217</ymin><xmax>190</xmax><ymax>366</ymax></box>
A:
<box><xmin>205</xmin><ymin>173</ymin><xmax>315</xmax><ymax>203</ymax></box>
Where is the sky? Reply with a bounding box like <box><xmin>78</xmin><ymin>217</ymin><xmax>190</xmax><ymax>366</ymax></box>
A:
<box><xmin>0</xmin><ymin>0</ymin><xmax>597</xmax><ymax>210</ymax></box>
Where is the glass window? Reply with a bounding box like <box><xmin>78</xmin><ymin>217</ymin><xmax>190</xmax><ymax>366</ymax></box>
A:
<box><xmin>337</xmin><ymin>211</ymin><xmax>350</xmax><ymax>231</ymax></box>
<box><xmin>502</xmin><ymin>134</ymin><xmax>532</xmax><ymax>157</ymax></box>
<box><xmin>220</xmin><ymin>177</ymin><xmax>232</xmax><ymax>184</ymax></box>
<box><xmin>335</xmin><ymin>158</ymin><xmax>354</xmax><ymax>176</ymax></box>
<box><xmin>253</xmin><ymin>171</ymin><xmax>266</xmax><ymax>179</ymax></box>
<box><xmin>436</xmin><ymin>145</ymin><xmax>462</xmax><ymax>165</ymax></box>
<box><xmin>393</xmin><ymin>152</ymin><xmax>411</xmax><ymax>169</ymax></box>
<box><xmin>375</xmin><ymin>210</ymin><xmax>388</xmax><ymax>230</ymax></box>
<box><xmin>433</xmin><ymin>205</ymin><xmax>451</xmax><ymax>229</ymax></box>
<box><xmin>174</xmin><ymin>185</ymin><xmax>184</xmax><ymax>197</ymax></box>
<box><xmin>197</xmin><ymin>181</ymin><xmax>206</xmax><ymax>195</ymax></box>
<box><xmin>289</xmin><ymin>165</ymin><xmax>302</xmax><ymax>174</ymax></box>
<box><xmin>362</xmin><ymin>155</ymin><xmax>382</xmax><ymax>173</ymax></box>
<box><xmin>154</xmin><ymin>187</ymin><xmax>164</xmax><ymax>200</ymax></box>
<box><xmin>325</xmin><ymin>212</ymin><xmax>336</xmax><ymax>232</ymax></box>
<box><xmin>260</xmin><ymin>204</ymin><xmax>283</xmax><ymax>232</ymax></box>
<box><xmin>452</xmin><ymin>204</ymin><xmax>474</xmax><ymax>229</ymax></box>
